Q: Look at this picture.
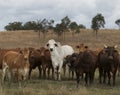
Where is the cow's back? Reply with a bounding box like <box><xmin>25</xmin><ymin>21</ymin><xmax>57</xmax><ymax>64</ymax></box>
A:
<box><xmin>3</xmin><ymin>51</ymin><xmax>23</xmax><ymax>69</ymax></box>
<box><xmin>0</xmin><ymin>48</ymin><xmax>20</xmax><ymax>69</ymax></box>
<box><xmin>62</xmin><ymin>45</ymin><xmax>74</xmax><ymax>58</ymax></box>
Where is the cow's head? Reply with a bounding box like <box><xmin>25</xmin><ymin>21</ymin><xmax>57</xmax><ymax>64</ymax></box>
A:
<box><xmin>20</xmin><ymin>48</ymin><xmax>30</xmax><ymax>61</ymax></box>
<box><xmin>104</xmin><ymin>45</ymin><xmax>118</xmax><ymax>60</ymax></box>
<box><xmin>19</xmin><ymin>48</ymin><xmax>30</xmax><ymax>80</ymax></box>
<box><xmin>46</xmin><ymin>39</ymin><xmax>60</xmax><ymax>52</ymax></box>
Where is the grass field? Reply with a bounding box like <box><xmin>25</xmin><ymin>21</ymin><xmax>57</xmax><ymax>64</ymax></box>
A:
<box><xmin>0</xmin><ymin>29</ymin><xmax>120</xmax><ymax>95</ymax></box>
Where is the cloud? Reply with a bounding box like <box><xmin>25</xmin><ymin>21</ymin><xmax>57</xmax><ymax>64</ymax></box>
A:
<box><xmin>0</xmin><ymin>0</ymin><xmax>120</xmax><ymax>30</ymax></box>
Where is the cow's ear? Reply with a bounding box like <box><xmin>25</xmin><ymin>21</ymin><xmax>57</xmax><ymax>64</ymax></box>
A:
<box><xmin>54</xmin><ymin>43</ymin><xmax>58</xmax><ymax>47</ymax></box>
<box><xmin>76</xmin><ymin>45</ymin><xmax>80</xmax><ymax>48</ymax></box>
<box><xmin>104</xmin><ymin>44</ymin><xmax>108</xmax><ymax>48</ymax></box>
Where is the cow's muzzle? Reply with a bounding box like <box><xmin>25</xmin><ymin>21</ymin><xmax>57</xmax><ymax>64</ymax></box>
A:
<box><xmin>108</xmin><ymin>56</ymin><xmax>113</xmax><ymax>60</ymax></box>
<box><xmin>50</xmin><ymin>48</ymin><xmax>53</xmax><ymax>51</ymax></box>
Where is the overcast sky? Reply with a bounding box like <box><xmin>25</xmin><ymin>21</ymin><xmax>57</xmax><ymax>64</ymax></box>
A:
<box><xmin>0</xmin><ymin>0</ymin><xmax>120</xmax><ymax>31</ymax></box>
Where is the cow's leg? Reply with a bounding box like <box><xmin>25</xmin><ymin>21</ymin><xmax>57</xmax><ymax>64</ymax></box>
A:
<box><xmin>28</xmin><ymin>68</ymin><xmax>32</xmax><ymax>79</ymax></box>
<box><xmin>69</xmin><ymin>68</ymin><xmax>71</xmax><ymax>79</ymax></box>
<box><xmin>118</xmin><ymin>67</ymin><xmax>120</xmax><ymax>76</ymax></box>
<box><xmin>38</xmin><ymin>66</ymin><xmax>42</xmax><ymax>79</ymax></box>
<box><xmin>58</xmin><ymin>61</ymin><xmax>63</xmax><ymax>81</ymax></box>
<box><xmin>81</xmin><ymin>73</ymin><xmax>84</xmax><ymax>80</ymax></box>
<box><xmin>54</xmin><ymin>67</ymin><xmax>57</xmax><ymax>80</ymax></box>
<box><xmin>7</xmin><ymin>70</ymin><xmax>12</xmax><ymax>86</ymax></box>
<box><xmin>43</xmin><ymin>68</ymin><xmax>46</xmax><ymax>79</ymax></box>
<box><xmin>47</xmin><ymin>67</ymin><xmax>50</xmax><ymax>79</ymax></box>
<box><xmin>90</xmin><ymin>70</ymin><xmax>95</xmax><ymax>84</ymax></box>
<box><xmin>113</xmin><ymin>71</ymin><xmax>117</xmax><ymax>86</ymax></box>
<box><xmin>52</xmin><ymin>67</ymin><xmax>54</xmax><ymax>79</ymax></box>
<box><xmin>76</xmin><ymin>71</ymin><xmax>80</xmax><ymax>88</ymax></box>
<box><xmin>63</xmin><ymin>64</ymin><xmax>66</xmax><ymax>78</ymax></box>
<box><xmin>99</xmin><ymin>68</ymin><xmax>102</xmax><ymax>84</ymax></box>
<box><xmin>72</xmin><ymin>70</ymin><xmax>74</xmax><ymax>79</ymax></box>
<box><xmin>107</xmin><ymin>71</ymin><xmax>111</xmax><ymax>85</ymax></box>
<box><xmin>17</xmin><ymin>70</ymin><xmax>22</xmax><ymax>88</ymax></box>
<box><xmin>58</xmin><ymin>69</ymin><xmax>61</xmax><ymax>81</ymax></box>
<box><xmin>85</xmin><ymin>73</ymin><xmax>88</xmax><ymax>86</ymax></box>
<box><xmin>103</xmin><ymin>70</ymin><xmax>106</xmax><ymax>84</ymax></box>
<box><xmin>89</xmin><ymin>72</ymin><xmax>92</xmax><ymax>84</ymax></box>
<box><xmin>1</xmin><ymin>64</ymin><xmax>8</xmax><ymax>85</ymax></box>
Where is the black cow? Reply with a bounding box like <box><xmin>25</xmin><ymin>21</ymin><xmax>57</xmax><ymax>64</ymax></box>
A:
<box><xmin>98</xmin><ymin>45</ymin><xmax>119</xmax><ymax>86</ymax></box>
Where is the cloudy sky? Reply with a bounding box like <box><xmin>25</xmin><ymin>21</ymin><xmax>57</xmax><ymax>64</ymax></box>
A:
<box><xmin>0</xmin><ymin>0</ymin><xmax>120</xmax><ymax>31</ymax></box>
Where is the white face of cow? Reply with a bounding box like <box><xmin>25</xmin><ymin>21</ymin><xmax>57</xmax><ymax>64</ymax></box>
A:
<box><xmin>46</xmin><ymin>39</ymin><xmax>58</xmax><ymax>52</ymax></box>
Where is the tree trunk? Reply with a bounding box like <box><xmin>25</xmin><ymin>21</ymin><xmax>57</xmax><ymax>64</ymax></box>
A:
<box><xmin>95</xmin><ymin>30</ymin><xmax>98</xmax><ymax>40</ymax></box>
<box><xmin>38</xmin><ymin>30</ymin><xmax>41</xmax><ymax>47</ymax></box>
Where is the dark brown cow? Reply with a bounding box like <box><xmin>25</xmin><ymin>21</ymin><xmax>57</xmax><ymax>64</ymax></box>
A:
<box><xmin>65</xmin><ymin>53</ymin><xmax>79</xmax><ymax>79</ymax></box>
<box><xmin>117</xmin><ymin>53</ymin><xmax>120</xmax><ymax>76</ymax></box>
<box><xmin>2</xmin><ymin>48</ymin><xmax>30</xmax><ymax>87</ymax></box>
<box><xmin>40</xmin><ymin>49</ymin><xmax>53</xmax><ymax>79</ymax></box>
<box><xmin>28</xmin><ymin>48</ymin><xmax>42</xmax><ymax>79</ymax></box>
<box><xmin>74</xmin><ymin>49</ymin><xmax>97</xmax><ymax>87</ymax></box>
<box><xmin>98</xmin><ymin>45</ymin><xmax>119</xmax><ymax>86</ymax></box>
<box><xmin>29</xmin><ymin>47</ymin><xmax>53</xmax><ymax>79</ymax></box>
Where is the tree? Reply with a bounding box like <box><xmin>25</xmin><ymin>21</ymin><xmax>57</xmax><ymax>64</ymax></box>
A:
<box><xmin>35</xmin><ymin>19</ymin><xmax>54</xmax><ymax>41</ymax></box>
<box><xmin>60</xmin><ymin>16</ymin><xmax>71</xmax><ymax>40</ymax></box>
<box><xmin>23</xmin><ymin>21</ymin><xmax>37</xmax><ymax>30</ymax></box>
<box><xmin>48</xmin><ymin>19</ymin><xmax>54</xmax><ymax>30</ymax></box>
<box><xmin>54</xmin><ymin>23</ymin><xmax>63</xmax><ymax>41</ymax></box>
<box><xmin>69</xmin><ymin>21</ymin><xmax>79</xmax><ymax>38</ymax></box>
<box><xmin>115</xmin><ymin>19</ymin><xmax>120</xmax><ymax>29</ymax></box>
<box><xmin>91</xmin><ymin>13</ymin><xmax>105</xmax><ymax>39</ymax></box>
<box><xmin>79</xmin><ymin>24</ymin><xmax>86</xmax><ymax>29</ymax></box>
<box><xmin>4</xmin><ymin>22</ymin><xmax>23</xmax><ymax>31</ymax></box>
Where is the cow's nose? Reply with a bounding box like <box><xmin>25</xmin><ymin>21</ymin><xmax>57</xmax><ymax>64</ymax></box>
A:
<box><xmin>109</xmin><ymin>56</ymin><xmax>113</xmax><ymax>60</ymax></box>
<box><xmin>24</xmin><ymin>56</ymin><xmax>28</xmax><ymax>60</ymax></box>
<box><xmin>50</xmin><ymin>48</ymin><xmax>53</xmax><ymax>51</ymax></box>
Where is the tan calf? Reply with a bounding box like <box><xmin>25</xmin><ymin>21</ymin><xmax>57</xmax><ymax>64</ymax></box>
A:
<box><xmin>2</xmin><ymin>48</ymin><xmax>29</xmax><ymax>87</ymax></box>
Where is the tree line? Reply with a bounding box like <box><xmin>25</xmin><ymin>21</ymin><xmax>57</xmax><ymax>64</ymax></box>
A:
<box><xmin>4</xmin><ymin>13</ymin><xmax>120</xmax><ymax>40</ymax></box>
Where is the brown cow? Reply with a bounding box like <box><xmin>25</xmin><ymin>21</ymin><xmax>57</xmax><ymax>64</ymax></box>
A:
<box><xmin>40</xmin><ymin>49</ymin><xmax>53</xmax><ymax>79</ymax></box>
<box><xmin>0</xmin><ymin>48</ymin><xmax>20</xmax><ymax>69</ymax></box>
<box><xmin>74</xmin><ymin>49</ymin><xmax>97</xmax><ymax>87</ymax></box>
<box><xmin>98</xmin><ymin>45</ymin><xmax>119</xmax><ymax>86</ymax></box>
<box><xmin>65</xmin><ymin>53</ymin><xmax>79</xmax><ymax>79</ymax></box>
<box><xmin>28</xmin><ymin>48</ymin><xmax>42</xmax><ymax>79</ymax></box>
<box><xmin>2</xmin><ymin>48</ymin><xmax>30</xmax><ymax>87</ymax></box>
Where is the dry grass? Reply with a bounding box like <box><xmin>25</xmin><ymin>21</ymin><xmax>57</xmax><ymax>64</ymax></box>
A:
<box><xmin>0</xmin><ymin>29</ymin><xmax>120</xmax><ymax>50</ymax></box>
<box><xmin>0</xmin><ymin>29</ymin><xmax>120</xmax><ymax>95</ymax></box>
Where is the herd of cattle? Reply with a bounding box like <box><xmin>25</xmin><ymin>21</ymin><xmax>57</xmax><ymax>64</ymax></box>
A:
<box><xmin>0</xmin><ymin>39</ymin><xmax>120</xmax><ymax>88</ymax></box>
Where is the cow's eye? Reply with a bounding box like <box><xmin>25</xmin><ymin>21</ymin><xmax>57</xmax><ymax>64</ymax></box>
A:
<box><xmin>46</xmin><ymin>44</ymin><xmax>49</xmax><ymax>47</ymax></box>
<box><xmin>54</xmin><ymin>43</ymin><xmax>58</xmax><ymax>47</ymax></box>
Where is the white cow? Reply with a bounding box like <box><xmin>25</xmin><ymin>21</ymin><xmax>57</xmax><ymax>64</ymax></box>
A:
<box><xmin>46</xmin><ymin>39</ymin><xmax>74</xmax><ymax>80</ymax></box>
